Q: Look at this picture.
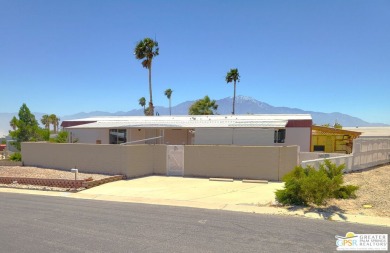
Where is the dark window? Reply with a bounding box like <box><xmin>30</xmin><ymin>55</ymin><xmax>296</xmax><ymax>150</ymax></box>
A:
<box><xmin>313</xmin><ymin>145</ymin><xmax>325</xmax><ymax>151</ymax></box>
<box><xmin>109</xmin><ymin>129</ymin><xmax>127</xmax><ymax>144</ymax></box>
<box><xmin>274</xmin><ymin>129</ymin><xmax>286</xmax><ymax>143</ymax></box>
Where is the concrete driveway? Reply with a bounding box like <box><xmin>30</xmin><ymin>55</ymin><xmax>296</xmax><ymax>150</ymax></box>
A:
<box><xmin>72</xmin><ymin>176</ymin><xmax>284</xmax><ymax>210</ymax></box>
<box><xmin>1</xmin><ymin>176</ymin><xmax>389</xmax><ymax>226</ymax></box>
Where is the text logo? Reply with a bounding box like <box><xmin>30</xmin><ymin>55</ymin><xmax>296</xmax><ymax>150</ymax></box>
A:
<box><xmin>336</xmin><ymin>232</ymin><xmax>388</xmax><ymax>251</ymax></box>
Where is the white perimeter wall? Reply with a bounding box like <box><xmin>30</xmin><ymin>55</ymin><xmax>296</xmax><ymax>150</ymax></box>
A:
<box><xmin>21</xmin><ymin>143</ymin><xmax>299</xmax><ymax>181</ymax></box>
<box><xmin>300</xmin><ymin>138</ymin><xmax>390</xmax><ymax>172</ymax></box>
<box><xmin>194</xmin><ymin>128</ymin><xmax>274</xmax><ymax>146</ymax></box>
<box><xmin>299</xmin><ymin>152</ymin><xmax>346</xmax><ymax>163</ymax></box>
<box><xmin>352</xmin><ymin>137</ymin><xmax>390</xmax><ymax>170</ymax></box>
<box><xmin>68</xmin><ymin>129</ymin><xmax>109</xmax><ymax>144</ymax></box>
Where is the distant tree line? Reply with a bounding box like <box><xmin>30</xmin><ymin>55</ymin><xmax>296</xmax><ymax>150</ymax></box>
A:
<box><xmin>9</xmin><ymin>104</ymin><xmax>67</xmax><ymax>152</ymax></box>
<box><xmin>9</xmin><ymin>104</ymin><xmax>49</xmax><ymax>150</ymax></box>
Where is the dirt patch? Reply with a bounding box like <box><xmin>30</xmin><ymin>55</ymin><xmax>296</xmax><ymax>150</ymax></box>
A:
<box><xmin>0</xmin><ymin>166</ymin><xmax>119</xmax><ymax>191</ymax></box>
<box><xmin>325</xmin><ymin>164</ymin><xmax>390</xmax><ymax>218</ymax></box>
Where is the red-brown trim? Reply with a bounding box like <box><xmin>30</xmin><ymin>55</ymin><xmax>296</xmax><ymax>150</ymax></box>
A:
<box><xmin>286</xmin><ymin>120</ymin><xmax>312</xmax><ymax>127</ymax></box>
<box><xmin>61</xmin><ymin>121</ymin><xmax>96</xmax><ymax>128</ymax></box>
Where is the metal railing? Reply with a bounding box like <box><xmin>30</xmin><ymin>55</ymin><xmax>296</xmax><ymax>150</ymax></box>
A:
<box><xmin>120</xmin><ymin>136</ymin><xmax>163</xmax><ymax>145</ymax></box>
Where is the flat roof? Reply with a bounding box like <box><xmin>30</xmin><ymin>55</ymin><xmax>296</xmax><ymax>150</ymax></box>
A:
<box><xmin>64</xmin><ymin>114</ymin><xmax>311</xmax><ymax>129</ymax></box>
<box><xmin>344</xmin><ymin>127</ymin><xmax>390</xmax><ymax>137</ymax></box>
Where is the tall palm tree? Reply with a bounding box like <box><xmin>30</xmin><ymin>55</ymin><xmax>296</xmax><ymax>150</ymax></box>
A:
<box><xmin>55</xmin><ymin>117</ymin><xmax>60</xmax><ymax>133</ymax></box>
<box><xmin>134</xmin><ymin>38</ymin><xmax>159</xmax><ymax>116</ymax></box>
<box><xmin>10</xmin><ymin>116</ymin><xmax>18</xmax><ymax>130</ymax></box>
<box><xmin>164</xmin><ymin>88</ymin><xmax>173</xmax><ymax>115</ymax></box>
<box><xmin>138</xmin><ymin>97</ymin><xmax>147</xmax><ymax>115</ymax></box>
<box><xmin>41</xmin><ymin>114</ymin><xmax>51</xmax><ymax>130</ymax></box>
<box><xmin>49</xmin><ymin>114</ymin><xmax>59</xmax><ymax>133</ymax></box>
<box><xmin>189</xmin><ymin>96</ymin><xmax>218</xmax><ymax>115</ymax></box>
<box><xmin>225</xmin><ymin>68</ymin><xmax>240</xmax><ymax>115</ymax></box>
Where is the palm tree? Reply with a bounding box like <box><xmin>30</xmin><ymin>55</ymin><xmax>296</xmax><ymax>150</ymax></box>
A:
<box><xmin>134</xmin><ymin>38</ymin><xmax>159</xmax><ymax>116</ymax></box>
<box><xmin>10</xmin><ymin>116</ymin><xmax>18</xmax><ymax>130</ymax></box>
<box><xmin>164</xmin><ymin>88</ymin><xmax>173</xmax><ymax>115</ymax></box>
<box><xmin>55</xmin><ymin>117</ymin><xmax>60</xmax><ymax>133</ymax></box>
<box><xmin>189</xmin><ymin>96</ymin><xmax>218</xmax><ymax>115</ymax></box>
<box><xmin>144</xmin><ymin>106</ymin><xmax>151</xmax><ymax>116</ymax></box>
<box><xmin>225</xmin><ymin>68</ymin><xmax>240</xmax><ymax>115</ymax></box>
<box><xmin>41</xmin><ymin>114</ymin><xmax>51</xmax><ymax>130</ymax></box>
<box><xmin>138</xmin><ymin>97</ymin><xmax>147</xmax><ymax>115</ymax></box>
<box><xmin>49</xmin><ymin>114</ymin><xmax>59</xmax><ymax>133</ymax></box>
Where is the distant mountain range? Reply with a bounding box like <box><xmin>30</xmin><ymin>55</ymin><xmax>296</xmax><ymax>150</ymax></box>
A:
<box><xmin>1</xmin><ymin>95</ymin><xmax>387</xmax><ymax>137</ymax></box>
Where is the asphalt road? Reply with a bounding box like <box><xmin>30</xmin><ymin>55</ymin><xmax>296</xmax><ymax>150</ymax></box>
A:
<box><xmin>0</xmin><ymin>193</ymin><xmax>388</xmax><ymax>253</ymax></box>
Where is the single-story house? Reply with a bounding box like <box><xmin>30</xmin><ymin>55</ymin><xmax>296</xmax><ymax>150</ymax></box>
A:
<box><xmin>61</xmin><ymin>114</ymin><xmax>313</xmax><ymax>151</ymax></box>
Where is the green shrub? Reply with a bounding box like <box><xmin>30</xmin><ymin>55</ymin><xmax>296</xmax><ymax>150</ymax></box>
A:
<box><xmin>335</xmin><ymin>185</ymin><xmax>359</xmax><ymax>199</ymax></box>
<box><xmin>300</xmin><ymin>167</ymin><xmax>334</xmax><ymax>206</ymax></box>
<box><xmin>275</xmin><ymin>160</ymin><xmax>359</xmax><ymax>206</ymax></box>
<box><xmin>275</xmin><ymin>166</ymin><xmax>307</xmax><ymax>205</ymax></box>
<box><xmin>56</xmin><ymin>131</ymin><xmax>69</xmax><ymax>143</ymax></box>
<box><xmin>49</xmin><ymin>131</ymin><xmax>69</xmax><ymax>143</ymax></box>
<box><xmin>9</xmin><ymin>152</ymin><xmax>22</xmax><ymax>161</ymax></box>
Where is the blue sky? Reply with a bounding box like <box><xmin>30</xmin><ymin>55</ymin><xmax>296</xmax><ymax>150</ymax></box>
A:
<box><xmin>1</xmin><ymin>1</ymin><xmax>389</xmax><ymax>123</ymax></box>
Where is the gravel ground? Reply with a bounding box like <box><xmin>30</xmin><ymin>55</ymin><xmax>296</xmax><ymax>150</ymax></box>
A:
<box><xmin>325</xmin><ymin>164</ymin><xmax>390</xmax><ymax>218</ymax></box>
<box><xmin>0</xmin><ymin>166</ymin><xmax>115</xmax><ymax>192</ymax></box>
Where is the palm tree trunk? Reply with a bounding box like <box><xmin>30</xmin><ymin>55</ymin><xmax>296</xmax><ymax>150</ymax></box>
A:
<box><xmin>169</xmin><ymin>98</ymin><xmax>171</xmax><ymax>115</ymax></box>
<box><xmin>148</xmin><ymin>63</ymin><xmax>154</xmax><ymax>116</ymax></box>
<box><xmin>233</xmin><ymin>81</ymin><xmax>236</xmax><ymax>115</ymax></box>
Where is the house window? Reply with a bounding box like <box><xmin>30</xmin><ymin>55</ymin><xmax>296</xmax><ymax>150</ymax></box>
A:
<box><xmin>313</xmin><ymin>145</ymin><xmax>325</xmax><ymax>152</ymax></box>
<box><xmin>109</xmin><ymin>129</ymin><xmax>127</xmax><ymax>144</ymax></box>
<box><xmin>274</xmin><ymin>129</ymin><xmax>286</xmax><ymax>143</ymax></box>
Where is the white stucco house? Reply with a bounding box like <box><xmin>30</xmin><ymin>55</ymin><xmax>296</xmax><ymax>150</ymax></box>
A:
<box><xmin>61</xmin><ymin>114</ymin><xmax>313</xmax><ymax>152</ymax></box>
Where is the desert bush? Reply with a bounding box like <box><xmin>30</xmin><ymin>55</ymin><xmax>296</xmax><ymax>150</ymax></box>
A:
<box><xmin>9</xmin><ymin>152</ymin><xmax>22</xmax><ymax>161</ymax></box>
<box><xmin>49</xmin><ymin>131</ymin><xmax>69</xmax><ymax>143</ymax></box>
<box><xmin>275</xmin><ymin>166</ymin><xmax>307</xmax><ymax>205</ymax></box>
<box><xmin>275</xmin><ymin>160</ymin><xmax>359</xmax><ymax>206</ymax></box>
<box><xmin>335</xmin><ymin>185</ymin><xmax>359</xmax><ymax>199</ymax></box>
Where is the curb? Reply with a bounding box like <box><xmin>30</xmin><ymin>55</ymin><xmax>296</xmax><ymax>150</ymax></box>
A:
<box><xmin>209</xmin><ymin>178</ymin><xmax>234</xmax><ymax>182</ymax></box>
<box><xmin>242</xmin><ymin>179</ymin><xmax>268</xmax><ymax>184</ymax></box>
